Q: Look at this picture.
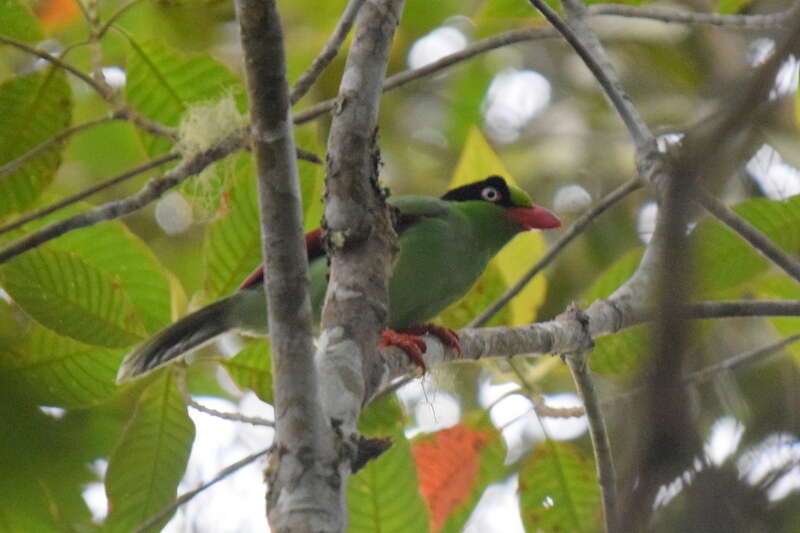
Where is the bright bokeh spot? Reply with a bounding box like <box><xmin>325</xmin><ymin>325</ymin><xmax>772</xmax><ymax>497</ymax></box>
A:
<box><xmin>747</xmin><ymin>144</ymin><xmax>800</xmax><ymax>200</ymax></box>
<box><xmin>408</xmin><ymin>26</ymin><xmax>468</xmax><ymax>70</ymax></box>
<box><xmin>705</xmin><ymin>416</ymin><xmax>745</xmax><ymax>466</ymax></box>
<box><xmin>101</xmin><ymin>66</ymin><xmax>127</xmax><ymax>89</ymax></box>
<box><xmin>553</xmin><ymin>184</ymin><xmax>592</xmax><ymax>214</ymax></box>
<box><xmin>637</xmin><ymin>201</ymin><xmax>658</xmax><ymax>244</ymax></box>
<box><xmin>483</xmin><ymin>69</ymin><xmax>551</xmax><ymax>144</ymax></box>
<box><xmin>156</xmin><ymin>191</ymin><xmax>194</xmax><ymax>235</ymax></box>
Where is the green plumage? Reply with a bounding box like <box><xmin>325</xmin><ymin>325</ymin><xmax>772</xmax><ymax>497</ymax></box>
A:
<box><xmin>117</xmin><ymin>176</ymin><xmax>559</xmax><ymax>382</ymax></box>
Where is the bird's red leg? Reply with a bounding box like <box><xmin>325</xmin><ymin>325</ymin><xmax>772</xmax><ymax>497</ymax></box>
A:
<box><xmin>400</xmin><ymin>325</ymin><xmax>461</xmax><ymax>358</ymax></box>
<box><xmin>379</xmin><ymin>329</ymin><xmax>428</xmax><ymax>371</ymax></box>
<box><xmin>378</xmin><ymin>325</ymin><xmax>461</xmax><ymax>374</ymax></box>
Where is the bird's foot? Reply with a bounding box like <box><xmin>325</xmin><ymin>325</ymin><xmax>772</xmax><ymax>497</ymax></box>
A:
<box><xmin>401</xmin><ymin>325</ymin><xmax>461</xmax><ymax>358</ymax></box>
<box><xmin>379</xmin><ymin>325</ymin><xmax>461</xmax><ymax>374</ymax></box>
<box><xmin>379</xmin><ymin>329</ymin><xmax>428</xmax><ymax>372</ymax></box>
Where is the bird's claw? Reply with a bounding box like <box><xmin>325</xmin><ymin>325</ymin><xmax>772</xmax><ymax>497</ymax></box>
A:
<box><xmin>401</xmin><ymin>325</ymin><xmax>461</xmax><ymax>358</ymax></box>
<box><xmin>379</xmin><ymin>325</ymin><xmax>462</xmax><ymax>375</ymax></box>
<box><xmin>379</xmin><ymin>329</ymin><xmax>428</xmax><ymax>372</ymax></box>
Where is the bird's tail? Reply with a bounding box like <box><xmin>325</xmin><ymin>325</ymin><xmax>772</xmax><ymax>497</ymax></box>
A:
<box><xmin>116</xmin><ymin>294</ymin><xmax>242</xmax><ymax>383</ymax></box>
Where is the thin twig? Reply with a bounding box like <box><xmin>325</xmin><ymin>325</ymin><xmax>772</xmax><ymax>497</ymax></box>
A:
<box><xmin>186</xmin><ymin>396</ymin><xmax>274</xmax><ymax>427</ymax></box>
<box><xmin>682</xmin><ymin>300</ymin><xmax>800</xmax><ymax>320</ymax></box>
<box><xmin>697</xmin><ymin>189</ymin><xmax>800</xmax><ymax>285</ymax></box>
<box><xmin>290</xmin><ymin>0</ymin><xmax>365</xmax><ymax>104</ymax></box>
<box><xmin>132</xmin><ymin>447</ymin><xmax>271</xmax><ymax>533</ymax></box>
<box><xmin>588</xmin><ymin>3</ymin><xmax>796</xmax><ymax>29</ymax></box>
<box><xmin>0</xmin><ymin>131</ymin><xmax>246</xmax><ymax>264</ymax></box>
<box><xmin>566</xmin><ymin>350</ymin><xmax>617</xmax><ymax>533</ymax></box>
<box><xmin>469</xmin><ymin>176</ymin><xmax>642</xmax><ymax>328</ymax></box>
<box><xmin>0</xmin><ymin>115</ymin><xmax>118</xmax><ymax>179</ymax></box>
<box><xmin>97</xmin><ymin>0</ymin><xmax>146</xmax><ymax>39</ymax></box>
<box><xmin>0</xmin><ymin>35</ymin><xmax>109</xmax><ymax>97</ymax></box>
<box><xmin>294</xmin><ymin>27</ymin><xmax>559</xmax><ymax>124</ymax></box>
<box><xmin>529</xmin><ymin>0</ymin><xmax>655</xmax><ymax>152</ymax></box>
<box><xmin>0</xmin><ymin>152</ymin><xmax>178</xmax><ymax>236</ymax></box>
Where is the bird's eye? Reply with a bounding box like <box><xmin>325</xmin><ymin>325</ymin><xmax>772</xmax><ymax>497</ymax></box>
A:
<box><xmin>481</xmin><ymin>186</ymin><xmax>500</xmax><ymax>202</ymax></box>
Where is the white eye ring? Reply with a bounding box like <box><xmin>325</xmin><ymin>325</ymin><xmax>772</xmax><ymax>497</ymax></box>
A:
<box><xmin>481</xmin><ymin>186</ymin><xmax>500</xmax><ymax>202</ymax></box>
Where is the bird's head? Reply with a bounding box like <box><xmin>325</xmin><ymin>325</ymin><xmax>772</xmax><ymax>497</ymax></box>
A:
<box><xmin>441</xmin><ymin>175</ymin><xmax>561</xmax><ymax>231</ymax></box>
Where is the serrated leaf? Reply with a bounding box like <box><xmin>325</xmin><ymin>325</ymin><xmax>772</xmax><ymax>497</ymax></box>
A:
<box><xmin>0</xmin><ymin>69</ymin><xmax>71</xmax><ymax>218</ymax></box>
<box><xmin>348</xmin><ymin>434</ymin><xmax>430</xmax><ymax>533</ymax></box>
<box><xmin>412</xmin><ymin>419</ymin><xmax>507</xmax><ymax>533</ymax></box>
<box><xmin>125</xmin><ymin>39</ymin><xmax>243</xmax><ymax>155</ymax></box>
<box><xmin>105</xmin><ymin>372</ymin><xmax>195</xmax><ymax>532</ymax></box>
<box><xmin>518</xmin><ymin>442</ymin><xmax>601</xmax><ymax>533</ymax></box>
<box><xmin>694</xmin><ymin>195</ymin><xmax>800</xmax><ymax>295</ymax></box>
<box><xmin>447</xmin><ymin>127</ymin><xmax>548</xmax><ymax>326</ymax></box>
<box><xmin>1</xmin><ymin>217</ymin><xmax>173</xmax><ymax>347</ymax></box>
<box><xmin>202</xmin><ymin>163</ymin><xmax>262</xmax><ymax>300</ymax></box>
<box><xmin>0</xmin><ymin>0</ymin><xmax>43</xmax><ymax>41</ymax></box>
<box><xmin>0</xmin><ymin>321</ymin><xmax>124</xmax><ymax>408</ymax></box>
<box><xmin>223</xmin><ymin>340</ymin><xmax>273</xmax><ymax>403</ymax></box>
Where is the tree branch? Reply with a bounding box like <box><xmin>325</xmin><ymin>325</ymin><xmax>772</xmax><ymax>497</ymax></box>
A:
<box><xmin>0</xmin><ymin>132</ymin><xmax>244</xmax><ymax>264</ymax></box>
<box><xmin>0</xmin><ymin>35</ymin><xmax>108</xmax><ymax>97</ymax></box>
<box><xmin>236</xmin><ymin>1</ymin><xmax>324</xmax><ymax>532</ymax></box>
<box><xmin>0</xmin><ymin>152</ymin><xmax>178</xmax><ymax>236</ymax></box>
<box><xmin>589</xmin><ymin>3</ymin><xmax>796</xmax><ymax>29</ymax></box>
<box><xmin>0</xmin><ymin>115</ymin><xmax>118</xmax><ymax>179</ymax></box>
<box><xmin>289</xmin><ymin>0</ymin><xmax>365</xmax><ymax>105</ymax></box>
<box><xmin>566</xmin><ymin>348</ymin><xmax>617</xmax><ymax>533</ymax></box>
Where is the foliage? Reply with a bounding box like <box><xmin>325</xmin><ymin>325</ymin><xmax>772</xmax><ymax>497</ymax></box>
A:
<box><xmin>0</xmin><ymin>0</ymin><xmax>799</xmax><ymax>531</ymax></box>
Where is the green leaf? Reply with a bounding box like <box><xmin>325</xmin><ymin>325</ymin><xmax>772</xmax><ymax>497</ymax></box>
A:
<box><xmin>1</xmin><ymin>217</ymin><xmax>173</xmax><ymax>347</ymax></box>
<box><xmin>0</xmin><ymin>69</ymin><xmax>71</xmax><ymax>218</ymax></box>
<box><xmin>581</xmin><ymin>247</ymin><xmax>643</xmax><ymax>304</ymax></box>
<box><xmin>411</xmin><ymin>418</ymin><xmax>507</xmax><ymax>533</ymax></box>
<box><xmin>105</xmin><ymin>372</ymin><xmax>195</xmax><ymax>532</ymax></box>
<box><xmin>0</xmin><ymin>321</ymin><xmax>124</xmax><ymax>408</ymax></box>
<box><xmin>694</xmin><ymin>195</ymin><xmax>800</xmax><ymax>295</ymax></box>
<box><xmin>202</xmin><ymin>161</ymin><xmax>262</xmax><ymax>300</ymax></box>
<box><xmin>518</xmin><ymin>441</ymin><xmax>601</xmax><ymax>533</ymax></box>
<box><xmin>223</xmin><ymin>340</ymin><xmax>273</xmax><ymax>403</ymax></box>
<box><xmin>0</xmin><ymin>0</ymin><xmax>43</xmax><ymax>41</ymax></box>
<box><xmin>348</xmin><ymin>434</ymin><xmax>430</xmax><ymax>533</ymax></box>
<box><xmin>125</xmin><ymin>39</ymin><xmax>243</xmax><ymax>155</ymax></box>
<box><xmin>590</xmin><ymin>325</ymin><xmax>650</xmax><ymax>375</ymax></box>
<box><xmin>717</xmin><ymin>0</ymin><xmax>751</xmax><ymax>14</ymax></box>
<box><xmin>0</xmin><ymin>383</ymin><xmax>95</xmax><ymax>531</ymax></box>
<box><xmin>359</xmin><ymin>394</ymin><xmax>406</xmax><ymax>436</ymax></box>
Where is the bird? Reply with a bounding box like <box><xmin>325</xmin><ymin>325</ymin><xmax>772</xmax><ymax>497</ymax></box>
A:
<box><xmin>116</xmin><ymin>175</ymin><xmax>560</xmax><ymax>383</ymax></box>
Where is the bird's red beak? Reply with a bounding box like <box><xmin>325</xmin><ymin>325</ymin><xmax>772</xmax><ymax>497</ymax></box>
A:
<box><xmin>508</xmin><ymin>206</ymin><xmax>561</xmax><ymax>230</ymax></box>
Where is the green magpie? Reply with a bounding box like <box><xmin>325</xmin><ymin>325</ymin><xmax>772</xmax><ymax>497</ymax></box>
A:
<box><xmin>116</xmin><ymin>175</ymin><xmax>560</xmax><ymax>383</ymax></box>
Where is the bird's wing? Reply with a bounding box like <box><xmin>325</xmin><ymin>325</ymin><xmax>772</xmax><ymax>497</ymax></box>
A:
<box><xmin>389</xmin><ymin>195</ymin><xmax>449</xmax><ymax>234</ymax></box>
<box><xmin>238</xmin><ymin>197</ymin><xmax>448</xmax><ymax>291</ymax></box>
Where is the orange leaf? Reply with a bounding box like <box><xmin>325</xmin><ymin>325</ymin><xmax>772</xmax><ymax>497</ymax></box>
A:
<box><xmin>36</xmin><ymin>0</ymin><xmax>80</xmax><ymax>31</ymax></box>
<box><xmin>411</xmin><ymin>424</ymin><xmax>491</xmax><ymax>532</ymax></box>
